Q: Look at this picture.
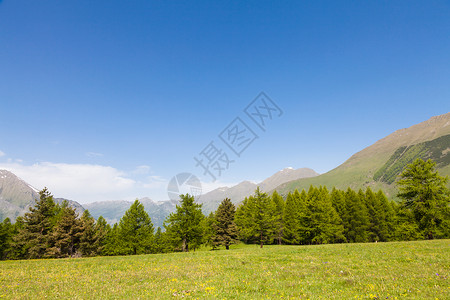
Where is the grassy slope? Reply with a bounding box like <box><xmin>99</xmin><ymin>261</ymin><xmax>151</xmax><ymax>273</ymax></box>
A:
<box><xmin>1</xmin><ymin>240</ymin><xmax>449</xmax><ymax>299</ymax></box>
<box><xmin>276</xmin><ymin>113</ymin><xmax>450</xmax><ymax>199</ymax></box>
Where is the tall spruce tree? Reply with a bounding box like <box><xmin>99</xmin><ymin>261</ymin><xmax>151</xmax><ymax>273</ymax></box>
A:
<box><xmin>212</xmin><ymin>198</ymin><xmax>238</xmax><ymax>250</ymax></box>
<box><xmin>164</xmin><ymin>194</ymin><xmax>204</xmax><ymax>252</ymax></box>
<box><xmin>308</xmin><ymin>186</ymin><xmax>345</xmax><ymax>244</ymax></box>
<box><xmin>13</xmin><ymin>188</ymin><xmax>58</xmax><ymax>259</ymax></box>
<box><xmin>0</xmin><ymin>218</ymin><xmax>13</xmax><ymax>260</ymax></box>
<box><xmin>251</xmin><ymin>187</ymin><xmax>276</xmax><ymax>248</ymax></box>
<box><xmin>46</xmin><ymin>201</ymin><xmax>83</xmax><ymax>258</ymax></box>
<box><xmin>119</xmin><ymin>199</ymin><xmax>154</xmax><ymax>255</ymax></box>
<box><xmin>397</xmin><ymin>158</ymin><xmax>450</xmax><ymax>239</ymax></box>
<box><xmin>79</xmin><ymin>210</ymin><xmax>100</xmax><ymax>257</ymax></box>
<box><xmin>342</xmin><ymin>188</ymin><xmax>369</xmax><ymax>243</ymax></box>
<box><xmin>271</xmin><ymin>191</ymin><xmax>285</xmax><ymax>245</ymax></box>
<box><xmin>282</xmin><ymin>192</ymin><xmax>300</xmax><ymax>244</ymax></box>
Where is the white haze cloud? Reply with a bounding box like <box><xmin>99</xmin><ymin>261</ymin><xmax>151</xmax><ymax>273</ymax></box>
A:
<box><xmin>0</xmin><ymin>161</ymin><xmax>170</xmax><ymax>204</ymax></box>
<box><xmin>0</xmin><ymin>150</ymin><xmax>5</xmax><ymax>157</ymax></box>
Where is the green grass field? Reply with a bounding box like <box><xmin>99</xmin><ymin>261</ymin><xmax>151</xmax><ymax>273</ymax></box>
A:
<box><xmin>1</xmin><ymin>240</ymin><xmax>449</xmax><ymax>299</ymax></box>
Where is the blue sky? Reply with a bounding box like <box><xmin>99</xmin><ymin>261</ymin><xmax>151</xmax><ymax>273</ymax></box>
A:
<box><xmin>0</xmin><ymin>1</ymin><xmax>449</xmax><ymax>203</ymax></box>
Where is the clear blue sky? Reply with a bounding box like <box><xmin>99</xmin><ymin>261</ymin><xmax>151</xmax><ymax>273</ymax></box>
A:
<box><xmin>0</xmin><ymin>1</ymin><xmax>449</xmax><ymax>203</ymax></box>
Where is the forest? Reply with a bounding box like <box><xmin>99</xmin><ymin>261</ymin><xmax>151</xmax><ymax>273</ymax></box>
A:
<box><xmin>0</xmin><ymin>158</ymin><xmax>449</xmax><ymax>260</ymax></box>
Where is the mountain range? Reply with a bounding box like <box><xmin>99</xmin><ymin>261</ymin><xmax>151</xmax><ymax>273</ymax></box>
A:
<box><xmin>276</xmin><ymin>112</ymin><xmax>450</xmax><ymax>198</ymax></box>
<box><xmin>1</xmin><ymin>112</ymin><xmax>449</xmax><ymax>227</ymax></box>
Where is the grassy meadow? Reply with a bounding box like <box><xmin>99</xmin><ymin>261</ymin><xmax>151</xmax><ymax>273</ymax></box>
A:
<box><xmin>1</xmin><ymin>240</ymin><xmax>449</xmax><ymax>299</ymax></box>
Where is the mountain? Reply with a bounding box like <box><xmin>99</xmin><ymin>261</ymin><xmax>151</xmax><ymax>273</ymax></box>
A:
<box><xmin>0</xmin><ymin>169</ymin><xmax>85</xmax><ymax>221</ymax></box>
<box><xmin>276</xmin><ymin>112</ymin><xmax>450</xmax><ymax>198</ymax></box>
<box><xmin>0</xmin><ymin>169</ymin><xmax>40</xmax><ymax>220</ymax></box>
<box><xmin>84</xmin><ymin>198</ymin><xmax>177</xmax><ymax>229</ymax></box>
<box><xmin>198</xmin><ymin>167</ymin><xmax>319</xmax><ymax>213</ymax></box>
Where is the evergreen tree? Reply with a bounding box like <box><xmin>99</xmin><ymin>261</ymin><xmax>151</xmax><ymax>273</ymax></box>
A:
<box><xmin>93</xmin><ymin>215</ymin><xmax>109</xmax><ymax>255</ymax></box>
<box><xmin>102</xmin><ymin>223</ymin><xmax>123</xmax><ymax>256</ymax></box>
<box><xmin>164</xmin><ymin>194</ymin><xmax>204</xmax><ymax>252</ymax></box>
<box><xmin>271</xmin><ymin>191</ymin><xmax>285</xmax><ymax>245</ymax></box>
<box><xmin>342</xmin><ymin>188</ymin><xmax>369</xmax><ymax>243</ymax></box>
<box><xmin>79</xmin><ymin>210</ymin><xmax>100</xmax><ymax>257</ymax></box>
<box><xmin>251</xmin><ymin>188</ymin><xmax>276</xmax><ymax>248</ymax></box>
<box><xmin>282</xmin><ymin>192</ymin><xmax>300</xmax><ymax>244</ymax></box>
<box><xmin>308</xmin><ymin>186</ymin><xmax>345</xmax><ymax>244</ymax></box>
<box><xmin>153</xmin><ymin>227</ymin><xmax>170</xmax><ymax>253</ymax></box>
<box><xmin>203</xmin><ymin>212</ymin><xmax>217</xmax><ymax>249</ymax></box>
<box><xmin>13</xmin><ymin>188</ymin><xmax>58</xmax><ymax>259</ymax></box>
<box><xmin>212</xmin><ymin>198</ymin><xmax>238</xmax><ymax>250</ymax></box>
<box><xmin>0</xmin><ymin>218</ymin><xmax>13</xmax><ymax>260</ymax></box>
<box><xmin>330</xmin><ymin>187</ymin><xmax>346</xmax><ymax>217</ymax></box>
<box><xmin>235</xmin><ymin>197</ymin><xmax>256</xmax><ymax>243</ymax></box>
<box><xmin>375</xmin><ymin>190</ymin><xmax>396</xmax><ymax>242</ymax></box>
<box><xmin>119</xmin><ymin>199</ymin><xmax>154</xmax><ymax>255</ymax></box>
<box><xmin>46</xmin><ymin>202</ymin><xmax>83</xmax><ymax>258</ymax></box>
<box><xmin>397</xmin><ymin>158</ymin><xmax>450</xmax><ymax>239</ymax></box>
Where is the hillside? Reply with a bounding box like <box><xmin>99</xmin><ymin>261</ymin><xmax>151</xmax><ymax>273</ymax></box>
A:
<box><xmin>276</xmin><ymin>112</ymin><xmax>450</xmax><ymax>198</ymax></box>
<box><xmin>198</xmin><ymin>167</ymin><xmax>318</xmax><ymax>213</ymax></box>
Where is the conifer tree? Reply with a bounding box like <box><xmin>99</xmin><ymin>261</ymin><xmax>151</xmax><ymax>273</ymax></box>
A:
<box><xmin>102</xmin><ymin>223</ymin><xmax>123</xmax><ymax>256</ymax></box>
<box><xmin>119</xmin><ymin>199</ymin><xmax>154</xmax><ymax>255</ymax></box>
<box><xmin>203</xmin><ymin>212</ymin><xmax>217</xmax><ymax>249</ymax></box>
<box><xmin>93</xmin><ymin>215</ymin><xmax>109</xmax><ymax>255</ymax></box>
<box><xmin>271</xmin><ymin>191</ymin><xmax>285</xmax><ymax>245</ymax></box>
<box><xmin>46</xmin><ymin>201</ymin><xmax>83</xmax><ymax>258</ymax></box>
<box><xmin>235</xmin><ymin>197</ymin><xmax>256</xmax><ymax>243</ymax></box>
<box><xmin>282</xmin><ymin>192</ymin><xmax>300</xmax><ymax>244</ymax></box>
<box><xmin>251</xmin><ymin>188</ymin><xmax>276</xmax><ymax>248</ymax></box>
<box><xmin>79</xmin><ymin>210</ymin><xmax>100</xmax><ymax>257</ymax></box>
<box><xmin>164</xmin><ymin>194</ymin><xmax>204</xmax><ymax>252</ymax></box>
<box><xmin>397</xmin><ymin>158</ymin><xmax>450</xmax><ymax>239</ymax></box>
<box><xmin>212</xmin><ymin>198</ymin><xmax>238</xmax><ymax>250</ymax></box>
<box><xmin>308</xmin><ymin>186</ymin><xmax>345</xmax><ymax>244</ymax></box>
<box><xmin>0</xmin><ymin>218</ymin><xmax>13</xmax><ymax>260</ymax></box>
<box><xmin>342</xmin><ymin>188</ymin><xmax>369</xmax><ymax>243</ymax></box>
<box><xmin>13</xmin><ymin>188</ymin><xmax>58</xmax><ymax>259</ymax></box>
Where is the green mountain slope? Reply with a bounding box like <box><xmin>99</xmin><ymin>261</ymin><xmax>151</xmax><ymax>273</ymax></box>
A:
<box><xmin>276</xmin><ymin>112</ymin><xmax>450</xmax><ymax>199</ymax></box>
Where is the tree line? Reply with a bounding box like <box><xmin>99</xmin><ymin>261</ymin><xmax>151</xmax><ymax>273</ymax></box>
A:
<box><xmin>0</xmin><ymin>158</ymin><xmax>448</xmax><ymax>260</ymax></box>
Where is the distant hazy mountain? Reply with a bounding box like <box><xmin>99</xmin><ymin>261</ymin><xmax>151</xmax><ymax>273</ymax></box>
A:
<box><xmin>276</xmin><ymin>112</ymin><xmax>450</xmax><ymax>198</ymax></box>
<box><xmin>198</xmin><ymin>167</ymin><xmax>319</xmax><ymax>213</ymax></box>
<box><xmin>84</xmin><ymin>198</ymin><xmax>177</xmax><ymax>229</ymax></box>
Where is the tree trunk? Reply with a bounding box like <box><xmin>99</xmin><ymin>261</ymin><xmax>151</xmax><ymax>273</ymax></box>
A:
<box><xmin>182</xmin><ymin>239</ymin><xmax>188</xmax><ymax>252</ymax></box>
<box><xmin>260</xmin><ymin>231</ymin><xmax>263</xmax><ymax>248</ymax></box>
<box><xmin>226</xmin><ymin>244</ymin><xmax>229</xmax><ymax>250</ymax></box>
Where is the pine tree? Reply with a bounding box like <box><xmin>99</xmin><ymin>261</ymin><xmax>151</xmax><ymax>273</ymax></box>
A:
<box><xmin>251</xmin><ymin>188</ymin><xmax>276</xmax><ymax>248</ymax></box>
<box><xmin>342</xmin><ymin>188</ymin><xmax>369</xmax><ymax>243</ymax></box>
<box><xmin>13</xmin><ymin>188</ymin><xmax>58</xmax><ymax>259</ymax></box>
<box><xmin>308</xmin><ymin>186</ymin><xmax>345</xmax><ymax>244</ymax></box>
<box><xmin>212</xmin><ymin>198</ymin><xmax>238</xmax><ymax>250</ymax></box>
<box><xmin>119</xmin><ymin>199</ymin><xmax>154</xmax><ymax>255</ymax></box>
<box><xmin>46</xmin><ymin>202</ymin><xmax>83</xmax><ymax>258</ymax></box>
<box><xmin>79</xmin><ymin>210</ymin><xmax>99</xmax><ymax>257</ymax></box>
<box><xmin>164</xmin><ymin>194</ymin><xmax>204</xmax><ymax>252</ymax></box>
<box><xmin>235</xmin><ymin>197</ymin><xmax>256</xmax><ymax>244</ymax></box>
<box><xmin>102</xmin><ymin>223</ymin><xmax>123</xmax><ymax>256</ymax></box>
<box><xmin>375</xmin><ymin>190</ymin><xmax>396</xmax><ymax>242</ymax></box>
<box><xmin>397</xmin><ymin>158</ymin><xmax>450</xmax><ymax>239</ymax></box>
<box><xmin>271</xmin><ymin>191</ymin><xmax>285</xmax><ymax>245</ymax></box>
<box><xmin>203</xmin><ymin>212</ymin><xmax>217</xmax><ymax>249</ymax></box>
<box><xmin>282</xmin><ymin>192</ymin><xmax>300</xmax><ymax>244</ymax></box>
<box><xmin>0</xmin><ymin>218</ymin><xmax>13</xmax><ymax>260</ymax></box>
<box><xmin>93</xmin><ymin>215</ymin><xmax>109</xmax><ymax>255</ymax></box>
<box><xmin>153</xmin><ymin>227</ymin><xmax>170</xmax><ymax>253</ymax></box>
